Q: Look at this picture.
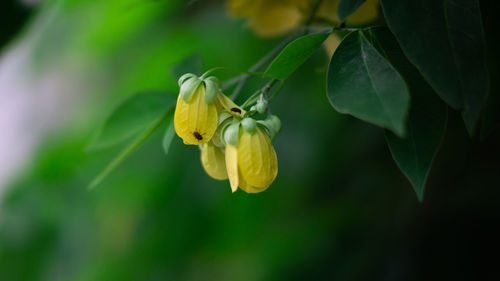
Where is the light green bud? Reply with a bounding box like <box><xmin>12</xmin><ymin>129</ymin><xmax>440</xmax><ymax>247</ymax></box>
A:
<box><xmin>255</xmin><ymin>96</ymin><xmax>268</xmax><ymax>114</ymax></box>
<box><xmin>267</xmin><ymin>115</ymin><xmax>281</xmax><ymax>132</ymax></box>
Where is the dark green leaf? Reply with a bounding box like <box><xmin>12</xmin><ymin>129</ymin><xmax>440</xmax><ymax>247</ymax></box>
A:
<box><xmin>88</xmin><ymin>91</ymin><xmax>175</xmax><ymax>150</ymax></box>
<box><xmin>365</xmin><ymin>28</ymin><xmax>447</xmax><ymax>201</ymax></box>
<box><xmin>264</xmin><ymin>32</ymin><xmax>329</xmax><ymax>80</ymax></box>
<box><xmin>162</xmin><ymin>114</ymin><xmax>175</xmax><ymax>155</ymax></box>
<box><xmin>337</xmin><ymin>0</ymin><xmax>366</xmax><ymax>22</ymax></box>
<box><xmin>480</xmin><ymin>0</ymin><xmax>500</xmax><ymax>139</ymax></box>
<box><xmin>171</xmin><ymin>54</ymin><xmax>203</xmax><ymax>79</ymax></box>
<box><xmin>381</xmin><ymin>0</ymin><xmax>489</xmax><ymax>135</ymax></box>
<box><xmin>327</xmin><ymin>31</ymin><xmax>410</xmax><ymax>137</ymax></box>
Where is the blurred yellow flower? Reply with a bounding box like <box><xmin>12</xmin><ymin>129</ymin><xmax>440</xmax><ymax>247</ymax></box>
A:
<box><xmin>227</xmin><ymin>0</ymin><xmax>306</xmax><ymax>37</ymax></box>
<box><xmin>227</xmin><ymin>0</ymin><xmax>380</xmax><ymax>53</ymax></box>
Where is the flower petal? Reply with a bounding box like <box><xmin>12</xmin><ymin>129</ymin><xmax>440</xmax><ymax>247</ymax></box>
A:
<box><xmin>217</xmin><ymin>93</ymin><xmax>246</xmax><ymax>118</ymax></box>
<box><xmin>239</xmin><ymin>170</ymin><xmax>267</xmax><ymax>193</ymax></box>
<box><xmin>201</xmin><ymin>142</ymin><xmax>228</xmax><ymax>180</ymax></box>
<box><xmin>237</xmin><ymin>128</ymin><xmax>278</xmax><ymax>189</ymax></box>
<box><xmin>225</xmin><ymin>145</ymin><xmax>239</xmax><ymax>193</ymax></box>
<box><xmin>174</xmin><ymin>85</ymin><xmax>218</xmax><ymax>145</ymax></box>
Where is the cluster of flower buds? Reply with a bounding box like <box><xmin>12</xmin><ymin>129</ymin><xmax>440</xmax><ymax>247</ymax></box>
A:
<box><xmin>174</xmin><ymin>73</ymin><xmax>281</xmax><ymax>193</ymax></box>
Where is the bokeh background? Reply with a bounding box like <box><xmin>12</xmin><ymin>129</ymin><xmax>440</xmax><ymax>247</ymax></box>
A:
<box><xmin>0</xmin><ymin>1</ymin><xmax>499</xmax><ymax>280</ymax></box>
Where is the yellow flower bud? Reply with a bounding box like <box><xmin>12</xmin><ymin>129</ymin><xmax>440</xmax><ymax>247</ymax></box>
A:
<box><xmin>174</xmin><ymin>83</ymin><xmax>218</xmax><ymax>145</ymax></box>
<box><xmin>225</xmin><ymin>127</ymin><xmax>278</xmax><ymax>193</ymax></box>
<box><xmin>201</xmin><ymin>141</ymin><xmax>228</xmax><ymax>180</ymax></box>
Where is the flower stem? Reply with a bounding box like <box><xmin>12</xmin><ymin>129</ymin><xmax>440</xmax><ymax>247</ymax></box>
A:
<box><xmin>230</xmin><ymin>32</ymin><xmax>302</xmax><ymax>100</ymax></box>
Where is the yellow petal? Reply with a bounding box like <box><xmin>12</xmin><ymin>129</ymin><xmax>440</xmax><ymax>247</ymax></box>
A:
<box><xmin>201</xmin><ymin>142</ymin><xmax>228</xmax><ymax>180</ymax></box>
<box><xmin>225</xmin><ymin>145</ymin><xmax>239</xmax><ymax>193</ymax></box>
<box><xmin>174</xmin><ymin>85</ymin><xmax>218</xmax><ymax>145</ymax></box>
<box><xmin>238</xmin><ymin>170</ymin><xmax>267</xmax><ymax>193</ymax></box>
<box><xmin>237</xmin><ymin>128</ymin><xmax>278</xmax><ymax>190</ymax></box>
<box><xmin>217</xmin><ymin>93</ymin><xmax>246</xmax><ymax>118</ymax></box>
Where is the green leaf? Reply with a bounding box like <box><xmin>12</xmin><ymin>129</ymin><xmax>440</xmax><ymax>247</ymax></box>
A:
<box><xmin>171</xmin><ymin>54</ymin><xmax>203</xmax><ymax>79</ymax></box>
<box><xmin>381</xmin><ymin>0</ymin><xmax>489</xmax><ymax>135</ymax></box>
<box><xmin>264</xmin><ymin>32</ymin><xmax>329</xmax><ymax>80</ymax></box>
<box><xmin>480</xmin><ymin>0</ymin><xmax>500</xmax><ymax>139</ymax></box>
<box><xmin>326</xmin><ymin>31</ymin><xmax>410</xmax><ymax>137</ymax></box>
<box><xmin>162</xmin><ymin>114</ymin><xmax>175</xmax><ymax>155</ymax></box>
<box><xmin>337</xmin><ymin>0</ymin><xmax>366</xmax><ymax>22</ymax></box>
<box><xmin>88</xmin><ymin>110</ymin><xmax>172</xmax><ymax>190</ymax></box>
<box><xmin>365</xmin><ymin>28</ymin><xmax>447</xmax><ymax>201</ymax></box>
<box><xmin>88</xmin><ymin>91</ymin><xmax>175</xmax><ymax>150</ymax></box>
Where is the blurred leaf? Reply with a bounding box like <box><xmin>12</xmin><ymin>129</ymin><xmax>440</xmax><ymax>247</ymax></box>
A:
<box><xmin>480</xmin><ymin>0</ymin><xmax>500</xmax><ymax>139</ymax></box>
<box><xmin>264</xmin><ymin>32</ymin><xmax>329</xmax><ymax>80</ymax></box>
<box><xmin>89</xmin><ymin>91</ymin><xmax>175</xmax><ymax>150</ymax></box>
<box><xmin>327</xmin><ymin>31</ymin><xmax>409</xmax><ymax>137</ymax></box>
<box><xmin>171</xmin><ymin>54</ymin><xmax>203</xmax><ymax>80</ymax></box>
<box><xmin>162</xmin><ymin>114</ymin><xmax>175</xmax><ymax>155</ymax></box>
<box><xmin>337</xmin><ymin>0</ymin><xmax>366</xmax><ymax>22</ymax></box>
<box><xmin>365</xmin><ymin>28</ymin><xmax>447</xmax><ymax>201</ymax></box>
<box><xmin>89</xmin><ymin>110</ymin><xmax>173</xmax><ymax>190</ymax></box>
<box><xmin>381</xmin><ymin>0</ymin><xmax>489</xmax><ymax>135</ymax></box>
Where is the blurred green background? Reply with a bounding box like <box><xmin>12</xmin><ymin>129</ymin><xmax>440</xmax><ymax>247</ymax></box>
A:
<box><xmin>0</xmin><ymin>0</ymin><xmax>499</xmax><ymax>280</ymax></box>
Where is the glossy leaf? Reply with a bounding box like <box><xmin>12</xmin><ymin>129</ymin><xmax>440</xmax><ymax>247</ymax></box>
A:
<box><xmin>264</xmin><ymin>32</ymin><xmax>329</xmax><ymax>80</ymax></box>
<box><xmin>88</xmin><ymin>91</ymin><xmax>176</xmax><ymax>150</ymax></box>
<box><xmin>327</xmin><ymin>31</ymin><xmax>409</xmax><ymax>137</ymax></box>
<box><xmin>162</xmin><ymin>114</ymin><xmax>175</xmax><ymax>155</ymax></box>
<box><xmin>365</xmin><ymin>28</ymin><xmax>447</xmax><ymax>201</ymax></box>
<box><xmin>338</xmin><ymin>0</ymin><xmax>366</xmax><ymax>22</ymax></box>
<box><xmin>381</xmin><ymin>0</ymin><xmax>489</xmax><ymax>135</ymax></box>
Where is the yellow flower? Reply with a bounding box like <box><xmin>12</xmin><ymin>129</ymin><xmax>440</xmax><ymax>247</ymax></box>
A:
<box><xmin>227</xmin><ymin>0</ymin><xmax>380</xmax><ymax>38</ymax></box>
<box><xmin>225</xmin><ymin>119</ymin><xmax>278</xmax><ymax>193</ymax></box>
<box><xmin>201</xmin><ymin>141</ymin><xmax>228</xmax><ymax>180</ymax></box>
<box><xmin>227</xmin><ymin>0</ymin><xmax>306</xmax><ymax>37</ymax></box>
<box><xmin>174</xmin><ymin>76</ymin><xmax>219</xmax><ymax>145</ymax></box>
<box><xmin>174</xmin><ymin>72</ymin><xmax>246</xmax><ymax>145</ymax></box>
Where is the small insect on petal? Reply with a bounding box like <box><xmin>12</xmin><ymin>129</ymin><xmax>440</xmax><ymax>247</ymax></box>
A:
<box><xmin>231</xmin><ymin>107</ymin><xmax>242</xmax><ymax>114</ymax></box>
<box><xmin>193</xmin><ymin>131</ymin><xmax>203</xmax><ymax>140</ymax></box>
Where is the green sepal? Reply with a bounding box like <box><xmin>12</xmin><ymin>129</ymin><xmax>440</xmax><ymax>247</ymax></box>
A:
<box><xmin>178</xmin><ymin>73</ymin><xmax>196</xmax><ymax>87</ymax></box>
<box><xmin>224</xmin><ymin>122</ymin><xmax>240</xmax><ymax>146</ymax></box>
<box><xmin>241</xmin><ymin>118</ymin><xmax>257</xmax><ymax>134</ymax></box>
<box><xmin>180</xmin><ymin>77</ymin><xmax>202</xmax><ymax>102</ymax></box>
<box><xmin>203</xmin><ymin>76</ymin><xmax>220</xmax><ymax>104</ymax></box>
<box><xmin>218</xmin><ymin>111</ymin><xmax>232</xmax><ymax>124</ymax></box>
<box><xmin>212</xmin><ymin>116</ymin><xmax>232</xmax><ymax>147</ymax></box>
